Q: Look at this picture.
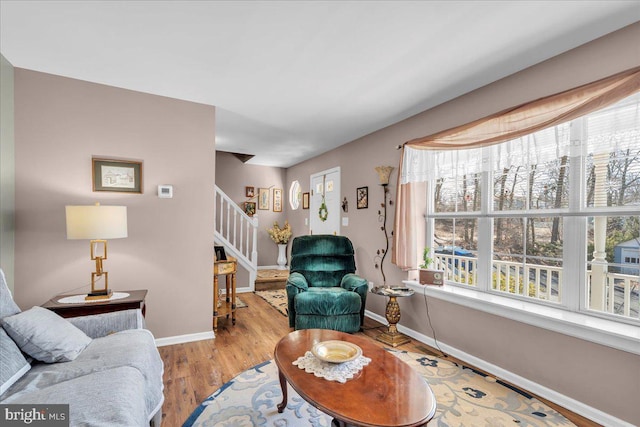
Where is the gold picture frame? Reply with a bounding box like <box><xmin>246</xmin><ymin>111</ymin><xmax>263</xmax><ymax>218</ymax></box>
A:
<box><xmin>244</xmin><ymin>202</ymin><xmax>256</xmax><ymax>217</ymax></box>
<box><xmin>302</xmin><ymin>192</ymin><xmax>310</xmax><ymax>209</ymax></box>
<box><xmin>273</xmin><ymin>188</ymin><xmax>282</xmax><ymax>212</ymax></box>
<box><xmin>258</xmin><ymin>188</ymin><xmax>269</xmax><ymax>210</ymax></box>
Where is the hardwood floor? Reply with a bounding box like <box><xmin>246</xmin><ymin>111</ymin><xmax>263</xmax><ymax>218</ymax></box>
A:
<box><xmin>158</xmin><ymin>292</ymin><xmax>600</xmax><ymax>427</ymax></box>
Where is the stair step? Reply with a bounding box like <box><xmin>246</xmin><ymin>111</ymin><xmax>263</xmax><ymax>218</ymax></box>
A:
<box><xmin>255</xmin><ymin>269</ymin><xmax>289</xmax><ymax>291</ymax></box>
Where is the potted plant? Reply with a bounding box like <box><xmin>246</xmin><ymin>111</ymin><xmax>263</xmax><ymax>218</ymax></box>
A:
<box><xmin>419</xmin><ymin>247</ymin><xmax>444</xmax><ymax>286</ymax></box>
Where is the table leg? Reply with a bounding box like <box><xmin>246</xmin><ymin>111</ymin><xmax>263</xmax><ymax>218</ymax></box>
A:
<box><xmin>213</xmin><ymin>275</ymin><xmax>219</xmax><ymax>330</ymax></box>
<box><xmin>375</xmin><ymin>296</ymin><xmax>410</xmax><ymax>347</ymax></box>
<box><xmin>277</xmin><ymin>369</ymin><xmax>288</xmax><ymax>413</ymax></box>
<box><xmin>225</xmin><ymin>275</ymin><xmax>231</xmax><ymax>319</ymax></box>
<box><xmin>231</xmin><ymin>272</ymin><xmax>236</xmax><ymax>325</ymax></box>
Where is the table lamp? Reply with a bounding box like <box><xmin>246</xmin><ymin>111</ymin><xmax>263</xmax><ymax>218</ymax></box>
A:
<box><xmin>65</xmin><ymin>203</ymin><xmax>128</xmax><ymax>299</ymax></box>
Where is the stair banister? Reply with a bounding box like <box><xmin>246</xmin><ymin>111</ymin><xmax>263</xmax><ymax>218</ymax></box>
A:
<box><xmin>214</xmin><ymin>185</ymin><xmax>258</xmax><ymax>289</ymax></box>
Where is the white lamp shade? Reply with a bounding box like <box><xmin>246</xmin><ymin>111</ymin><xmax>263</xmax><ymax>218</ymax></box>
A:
<box><xmin>65</xmin><ymin>205</ymin><xmax>128</xmax><ymax>240</ymax></box>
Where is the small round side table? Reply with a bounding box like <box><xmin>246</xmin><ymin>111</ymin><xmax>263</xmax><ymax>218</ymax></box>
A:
<box><xmin>371</xmin><ymin>286</ymin><xmax>414</xmax><ymax>347</ymax></box>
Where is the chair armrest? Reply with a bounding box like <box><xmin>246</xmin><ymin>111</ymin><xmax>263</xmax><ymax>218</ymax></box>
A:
<box><xmin>285</xmin><ymin>272</ymin><xmax>309</xmax><ymax>328</ymax></box>
<box><xmin>341</xmin><ymin>273</ymin><xmax>368</xmax><ymax>292</ymax></box>
<box><xmin>67</xmin><ymin>309</ymin><xmax>145</xmax><ymax>339</ymax></box>
<box><xmin>286</xmin><ymin>272</ymin><xmax>309</xmax><ymax>292</ymax></box>
<box><xmin>341</xmin><ymin>273</ymin><xmax>369</xmax><ymax>329</ymax></box>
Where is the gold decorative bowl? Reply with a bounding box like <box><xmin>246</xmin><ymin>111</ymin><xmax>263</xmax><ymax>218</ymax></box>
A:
<box><xmin>311</xmin><ymin>340</ymin><xmax>362</xmax><ymax>363</ymax></box>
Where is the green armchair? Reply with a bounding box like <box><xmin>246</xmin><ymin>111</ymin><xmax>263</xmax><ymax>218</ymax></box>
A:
<box><xmin>286</xmin><ymin>235</ymin><xmax>368</xmax><ymax>333</ymax></box>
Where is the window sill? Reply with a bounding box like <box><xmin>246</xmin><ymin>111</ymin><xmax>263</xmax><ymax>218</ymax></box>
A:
<box><xmin>403</xmin><ymin>280</ymin><xmax>640</xmax><ymax>355</ymax></box>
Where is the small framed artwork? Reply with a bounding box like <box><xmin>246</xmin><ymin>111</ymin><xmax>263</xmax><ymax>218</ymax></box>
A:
<box><xmin>92</xmin><ymin>158</ymin><xmax>142</xmax><ymax>193</ymax></box>
<box><xmin>302</xmin><ymin>192</ymin><xmax>310</xmax><ymax>209</ymax></box>
<box><xmin>273</xmin><ymin>188</ymin><xmax>282</xmax><ymax>212</ymax></box>
<box><xmin>244</xmin><ymin>201</ymin><xmax>256</xmax><ymax>217</ymax></box>
<box><xmin>357</xmin><ymin>186</ymin><xmax>368</xmax><ymax>209</ymax></box>
<box><xmin>214</xmin><ymin>246</ymin><xmax>227</xmax><ymax>261</ymax></box>
<box><xmin>245</xmin><ymin>186</ymin><xmax>255</xmax><ymax>197</ymax></box>
<box><xmin>258</xmin><ymin>188</ymin><xmax>269</xmax><ymax>210</ymax></box>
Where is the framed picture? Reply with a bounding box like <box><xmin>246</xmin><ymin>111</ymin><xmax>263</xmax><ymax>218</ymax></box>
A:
<box><xmin>214</xmin><ymin>245</ymin><xmax>227</xmax><ymax>261</ymax></box>
<box><xmin>244</xmin><ymin>201</ymin><xmax>256</xmax><ymax>217</ymax></box>
<box><xmin>273</xmin><ymin>188</ymin><xmax>282</xmax><ymax>212</ymax></box>
<box><xmin>245</xmin><ymin>186</ymin><xmax>255</xmax><ymax>197</ymax></box>
<box><xmin>92</xmin><ymin>158</ymin><xmax>142</xmax><ymax>193</ymax></box>
<box><xmin>357</xmin><ymin>186</ymin><xmax>368</xmax><ymax>209</ymax></box>
<box><xmin>302</xmin><ymin>192</ymin><xmax>310</xmax><ymax>209</ymax></box>
<box><xmin>258</xmin><ymin>188</ymin><xmax>269</xmax><ymax>210</ymax></box>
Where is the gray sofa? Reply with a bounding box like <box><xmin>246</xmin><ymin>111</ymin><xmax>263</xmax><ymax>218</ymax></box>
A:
<box><xmin>0</xmin><ymin>269</ymin><xmax>164</xmax><ymax>426</ymax></box>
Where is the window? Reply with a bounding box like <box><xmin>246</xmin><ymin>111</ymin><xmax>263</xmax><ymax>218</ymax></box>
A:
<box><xmin>425</xmin><ymin>92</ymin><xmax>640</xmax><ymax>323</ymax></box>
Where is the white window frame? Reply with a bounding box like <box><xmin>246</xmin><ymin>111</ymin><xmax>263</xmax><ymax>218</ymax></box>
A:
<box><xmin>406</xmin><ymin>105</ymin><xmax>640</xmax><ymax>355</ymax></box>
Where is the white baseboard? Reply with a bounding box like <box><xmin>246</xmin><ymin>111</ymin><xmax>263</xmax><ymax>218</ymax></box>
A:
<box><xmin>364</xmin><ymin>310</ymin><xmax>634</xmax><ymax>427</ymax></box>
<box><xmin>155</xmin><ymin>331</ymin><xmax>215</xmax><ymax>347</ymax></box>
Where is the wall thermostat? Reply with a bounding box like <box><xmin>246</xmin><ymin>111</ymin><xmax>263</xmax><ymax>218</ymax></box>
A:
<box><xmin>158</xmin><ymin>185</ymin><xmax>173</xmax><ymax>199</ymax></box>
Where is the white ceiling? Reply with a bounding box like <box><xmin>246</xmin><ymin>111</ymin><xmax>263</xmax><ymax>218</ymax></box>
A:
<box><xmin>2</xmin><ymin>1</ymin><xmax>639</xmax><ymax>167</ymax></box>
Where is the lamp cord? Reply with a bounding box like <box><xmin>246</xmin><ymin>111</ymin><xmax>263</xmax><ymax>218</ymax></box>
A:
<box><xmin>422</xmin><ymin>285</ymin><xmax>447</xmax><ymax>358</ymax></box>
<box><xmin>56</xmin><ymin>275</ymin><xmax>103</xmax><ymax>296</ymax></box>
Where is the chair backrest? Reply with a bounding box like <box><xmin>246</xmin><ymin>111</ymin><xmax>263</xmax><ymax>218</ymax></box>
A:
<box><xmin>289</xmin><ymin>235</ymin><xmax>357</xmax><ymax>287</ymax></box>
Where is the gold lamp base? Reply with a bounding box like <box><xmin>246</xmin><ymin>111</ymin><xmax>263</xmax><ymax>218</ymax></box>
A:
<box><xmin>85</xmin><ymin>240</ymin><xmax>112</xmax><ymax>300</ymax></box>
<box><xmin>85</xmin><ymin>290</ymin><xmax>113</xmax><ymax>301</ymax></box>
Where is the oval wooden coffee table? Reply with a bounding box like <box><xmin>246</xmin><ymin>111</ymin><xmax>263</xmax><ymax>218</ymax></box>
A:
<box><xmin>274</xmin><ymin>329</ymin><xmax>436</xmax><ymax>427</ymax></box>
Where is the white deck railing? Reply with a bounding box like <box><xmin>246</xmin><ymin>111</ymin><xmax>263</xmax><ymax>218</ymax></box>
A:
<box><xmin>214</xmin><ymin>185</ymin><xmax>258</xmax><ymax>288</ymax></box>
<box><xmin>434</xmin><ymin>253</ymin><xmax>639</xmax><ymax>319</ymax></box>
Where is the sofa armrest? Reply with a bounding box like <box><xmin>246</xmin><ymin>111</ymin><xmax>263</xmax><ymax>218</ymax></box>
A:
<box><xmin>67</xmin><ymin>309</ymin><xmax>145</xmax><ymax>339</ymax></box>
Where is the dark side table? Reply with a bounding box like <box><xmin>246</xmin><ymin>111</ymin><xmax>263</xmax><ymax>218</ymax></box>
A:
<box><xmin>371</xmin><ymin>286</ymin><xmax>414</xmax><ymax>347</ymax></box>
<box><xmin>42</xmin><ymin>290</ymin><xmax>147</xmax><ymax>318</ymax></box>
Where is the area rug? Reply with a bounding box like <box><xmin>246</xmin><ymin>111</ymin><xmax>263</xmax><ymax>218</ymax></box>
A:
<box><xmin>254</xmin><ymin>289</ymin><xmax>287</xmax><ymax>317</ymax></box>
<box><xmin>183</xmin><ymin>349</ymin><xmax>575</xmax><ymax>427</ymax></box>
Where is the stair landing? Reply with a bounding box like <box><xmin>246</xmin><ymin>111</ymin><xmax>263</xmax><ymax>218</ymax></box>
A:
<box><xmin>255</xmin><ymin>269</ymin><xmax>289</xmax><ymax>291</ymax></box>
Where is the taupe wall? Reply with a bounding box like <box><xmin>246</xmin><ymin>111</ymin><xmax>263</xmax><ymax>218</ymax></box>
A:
<box><xmin>0</xmin><ymin>54</ymin><xmax>15</xmax><ymax>292</ymax></box>
<box><xmin>286</xmin><ymin>22</ymin><xmax>640</xmax><ymax>425</ymax></box>
<box><xmin>13</xmin><ymin>69</ymin><xmax>216</xmax><ymax>339</ymax></box>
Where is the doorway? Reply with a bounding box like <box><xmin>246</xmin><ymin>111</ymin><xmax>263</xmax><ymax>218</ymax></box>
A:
<box><xmin>309</xmin><ymin>167</ymin><xmax>341</xmax><ymax>235</ymax></box>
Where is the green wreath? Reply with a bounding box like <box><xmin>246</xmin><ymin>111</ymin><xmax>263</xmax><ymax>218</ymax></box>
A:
<box><xmin>318</xmin><ymin>200</ymin><xmax>328</xmax><ymax>222</ymax></box>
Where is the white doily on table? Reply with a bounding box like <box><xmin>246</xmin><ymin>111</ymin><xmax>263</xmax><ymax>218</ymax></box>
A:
<box><xmin>293</xmin><ymin>351</ymin><xmax>371</xmax><ymax>383</ymax></box>
<box><xmin>57</xmin><ymin>292</ymin><xmax>130</xmax><ymax>304</ymax></box>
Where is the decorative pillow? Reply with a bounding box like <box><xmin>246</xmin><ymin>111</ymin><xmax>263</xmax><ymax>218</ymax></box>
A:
<box><xmin>0</xmin><ymin>327</ymin><xmax>31</xmax><ymax>395</ymax></box>
<box><xmin>1</xmin><ymin>306</ymin><xmax>91</xmax><ymax>363</ymax></box>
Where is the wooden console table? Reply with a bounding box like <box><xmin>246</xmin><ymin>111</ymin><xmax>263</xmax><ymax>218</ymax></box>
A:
<box><xmin>42</xmin><ymin>290</ymin><xmax>147</xmax><ymax>318</ymax></box>
<box><xmin>213</xmin><ymin>256</ymin><xmax>237</xmax><ymax>329</ymax></box>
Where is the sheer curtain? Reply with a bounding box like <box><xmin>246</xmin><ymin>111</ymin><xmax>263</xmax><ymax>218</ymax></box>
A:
<box><xmin>392</xmin><ymin>66</ymin><xmax>640</xmax><ymax>270</ymax></box>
